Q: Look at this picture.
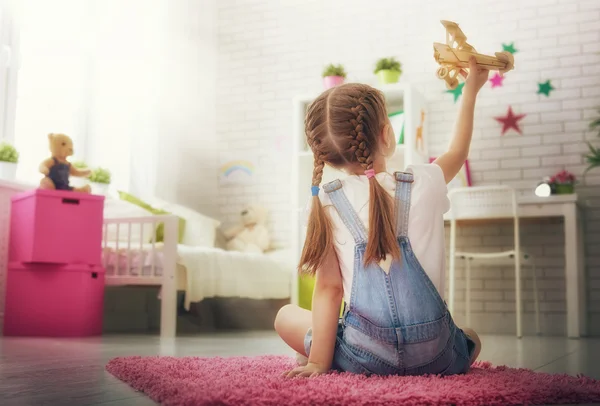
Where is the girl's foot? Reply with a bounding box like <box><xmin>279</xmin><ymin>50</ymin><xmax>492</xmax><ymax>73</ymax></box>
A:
<box><xmin>296</xmin><ymin>352</ymin><xmax>308</xmax><ymax>366</ymax></box>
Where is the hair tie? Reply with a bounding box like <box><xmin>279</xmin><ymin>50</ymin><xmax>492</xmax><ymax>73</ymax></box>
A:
<box><xmin>364</xmin><ymin>169</ymin><xmax>376</xmax><ymax>179</ymax></box>
<box><xmin>311</xmin><ymin>186</ymin><xmax>320</xmax><ymax>196</ymax></box>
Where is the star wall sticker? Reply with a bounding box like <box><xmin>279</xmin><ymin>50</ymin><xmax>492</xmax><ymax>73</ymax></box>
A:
<box><xmin>494</xmin><ymin>106</ymin><xmax>526</xmax><ymax>135</ymax></box>
<box><xmin>445</xmin><ymin>82</ymin><xmax>465</xmax><ymax>103</ymax></box>
<box><xmin>502</xmin><ymin>42</ymin><xmax>518</xmax><ymax>54</ymax></box>
<box><xmin>489</xmin><ymin>72</ymin><xmax>505</xmax><ymax>88</ymax></box>
<box><xmin>537</xmin><ymin>80</ymin><xmax>555</xmax><ymax>97</ymax></box>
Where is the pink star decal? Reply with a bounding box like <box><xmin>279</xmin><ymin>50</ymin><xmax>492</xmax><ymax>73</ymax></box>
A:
<box><xmin>489</xmin><ymin>73</ymin><xmax>504</xmax><ymax>88</ymax></box>
<box><xmin>494</xmin><ymin>106</ymin><xmax>526</xmax><ymax>135</ymax></box>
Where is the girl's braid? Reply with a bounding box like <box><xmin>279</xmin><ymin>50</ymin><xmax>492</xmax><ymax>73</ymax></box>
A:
<box><xmin>348</xmin><ymin>97</ymin><xmax>373</xmax><ymax>170</ymax></box>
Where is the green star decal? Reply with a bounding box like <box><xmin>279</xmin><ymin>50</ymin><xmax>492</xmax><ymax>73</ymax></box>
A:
<box><xmin>445</xmin><ymin>82</ymin><xmax>465</xmax><ymax>103</ymax></box>
<box><xmin>537</xmin><ymin>80</ymin><xmax>555</xmax><ymax>97</ymax></box>
<box><xmin>502</xmin><ymin>42</ymin><xmax>518</xmax><ymax>54</ymax></box>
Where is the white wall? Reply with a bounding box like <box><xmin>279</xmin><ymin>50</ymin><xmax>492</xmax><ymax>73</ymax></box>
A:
<box><xmin>215</xmin><ymin>0</ymin><xmax>600</xmax><ymax>335</ymax></box>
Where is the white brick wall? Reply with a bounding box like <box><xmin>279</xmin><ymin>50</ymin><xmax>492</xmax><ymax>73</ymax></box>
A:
<box><xmin>215</xmin><ymin>0</ymin><xmax>600</xmax><ymax>335</ymax></box>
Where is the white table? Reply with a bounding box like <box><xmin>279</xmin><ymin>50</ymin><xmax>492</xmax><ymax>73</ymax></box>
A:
<box><xmin>446</xmin><ymin>194</ymin><xmax>586</xmax><ymax>338</ymax></box>
<box><xmin>518</xmin><ymin>194</ymin><xmax>586</xmax><ymax>338</ymax></box>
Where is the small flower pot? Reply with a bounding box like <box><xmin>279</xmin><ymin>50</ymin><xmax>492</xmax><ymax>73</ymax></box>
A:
<box><xmin>91</xmin><ymin>182</ymin><xmax>110</xmax><ymax>196</ymax></box>
<box><xmin>554</xmin><ymin>184</ymin><xmax>574</xmax><ymax>194</ymax></box>
<box><xmin>0</xmin><ymin>161</ymin><xmax>17</xmax><ymax>180</ymax></box>
<box><xmin>323</xmin><ymin>76</ymin><xmax>345</xmax><ymax>89</ymax></box>
<box><xmin>377</xmin><ymin>69</ymin><xmax>401</xmax><ymax>84</ymax></box>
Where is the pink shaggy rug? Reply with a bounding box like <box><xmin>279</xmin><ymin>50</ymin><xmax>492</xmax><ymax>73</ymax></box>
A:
<box><xmin>106</xmin><ymin>355</ymin><xmax>600</xmax><ymax>406</ymax></box>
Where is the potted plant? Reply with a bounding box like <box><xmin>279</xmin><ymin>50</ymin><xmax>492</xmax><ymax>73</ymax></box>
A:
<box><xmin>322</xmin><ymin>64</ymin><xmax>347</xmax><ymax>90</ymax></box>
<box><xmin>0</xmin><ymin>141</ymin><xmax>19</xmax><ymax>181</ymax></box>
<box><xmin>584</xmin><ymin>109</ymin><xmax>600</xmax><ymax>174</ymax></box>
<box><xmin>374</xmin><ymin>57</ymin><xmax>402</xmax><ymax>85</ymax></box>
<box><xmin>89</xmin><ymin>167</ymin><xmax>111</xmax><ymax>195</ymax></box>
<box><xmin>550</xmin><ymin>170</ymin><xmax>576</xmax><ymax>194</ymax></box>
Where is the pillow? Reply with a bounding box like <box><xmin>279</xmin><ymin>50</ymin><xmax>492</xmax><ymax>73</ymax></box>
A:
<box><xmin>117</xmin><ymin>191</ymin><xmax>186</xmax><ymax>244</ymax></box>
<box><xmin>103</xmin><ymin>198</ymin><xmax>155</xmax><ymax>244</ymax></box>
<box><xmin>146</xmin><ymin>197</ymin><xmax>221</xmax><ymax>247</ymax></box>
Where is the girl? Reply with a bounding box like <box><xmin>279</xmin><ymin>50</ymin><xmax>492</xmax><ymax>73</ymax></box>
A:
<box><xmin>275</xmin><ymin>57</ymin><xmax>488</xmax><ymax>378</ymax></box>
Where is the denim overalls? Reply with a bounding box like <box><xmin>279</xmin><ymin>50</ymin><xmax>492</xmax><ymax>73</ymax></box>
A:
<box><xmin>48</xmin><ymin>157</ymin><xmax>73</xmax><ymax>190</ymax></box>
<box><xmin>304</xmin><ymin>172</ymin><xmax>474</xmax><ymax>376</ymax></box>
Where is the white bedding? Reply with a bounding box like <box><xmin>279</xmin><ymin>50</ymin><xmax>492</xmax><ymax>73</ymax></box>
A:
<box><xmin>178</xmin><ymin>246</ymin><xmax>294</xmax><ymax>310</ymax></box>
<box><xmin>102</xmin><ymin>242</ymin><xmax>295</xmax><ymax>310</ymax></box>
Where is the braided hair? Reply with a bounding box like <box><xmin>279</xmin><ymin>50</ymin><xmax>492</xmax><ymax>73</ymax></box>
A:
<box><xmin>299</xmin><ymin>84</ymin><xmax>399</xmax><ymax>275</ymax></box>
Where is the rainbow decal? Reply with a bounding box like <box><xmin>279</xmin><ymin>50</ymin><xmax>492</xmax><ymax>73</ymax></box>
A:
<box><xmin>219</xmin><ymin>160</ymin><xmax>255</xmax><ymax>178</ymax></box>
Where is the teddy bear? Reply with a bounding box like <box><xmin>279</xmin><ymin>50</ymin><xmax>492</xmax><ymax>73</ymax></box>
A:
<box><xmin>39</xmin><ymin>133</ymin><xmax>92</xmax><ymax>193</ymax></box>
<box><xmin>223</xmin><ymin>205</ymin><xmax>270</xmax><ymax>254</ymax></box>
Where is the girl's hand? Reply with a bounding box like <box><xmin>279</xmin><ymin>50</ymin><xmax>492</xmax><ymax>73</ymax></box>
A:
<box><xmin>283</xmin><ymin>362</ymin><xmax>329</xmax><ymax>378</ymax></box>
<box><xmin>461</xmin><ymin>56</ymin><xmax>489</xmax><ymax>95</ymax></box>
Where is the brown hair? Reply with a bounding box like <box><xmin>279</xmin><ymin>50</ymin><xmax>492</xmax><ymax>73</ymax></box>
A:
<box><xmin>299</xmin><ymin>83</ymin><xmax>400</xmax><ymax>275</ymax></box>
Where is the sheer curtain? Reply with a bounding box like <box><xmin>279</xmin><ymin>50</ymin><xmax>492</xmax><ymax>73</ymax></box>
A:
<box><xmin>0</xmin><ymin>0</ymin><xmax>18</xmax><ymax>143</ymax></box>
<box><xmin>85</xmin><ymin>0</ymin><xmax>164</xmax><ymax>195</ymax></box>
<box><xmin>13</xmin><ymin>0</ymin><xmax>90</xmax><ymax>183</ymax></box>
<box><xmin>12</xmin><ymin>0</ymin><xmax>164</xmax><ymax>195</ymax></box>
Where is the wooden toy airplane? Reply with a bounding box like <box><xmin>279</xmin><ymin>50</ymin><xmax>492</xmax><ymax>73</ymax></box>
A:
<box><xmin>433</xmin><ymin>20</ymin><xmax>514</xmax><ymax>89</ymax></box>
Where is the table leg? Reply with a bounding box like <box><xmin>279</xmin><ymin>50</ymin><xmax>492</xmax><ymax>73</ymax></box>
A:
<box><xmin>564</xmin><ymin>204</ymin><xmax>585</xmax><ymax>338</ymax></box>
<box><xmin>577</xmin><ymin>207</ymin><xmax>587</xmax><ymax>336</ymax></box>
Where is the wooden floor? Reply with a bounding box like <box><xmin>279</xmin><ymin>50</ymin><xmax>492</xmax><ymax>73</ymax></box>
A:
<box><xmin>1</xmin><ymin>332</ymin><xmax>600</xmax><ymax>405</ymax></box>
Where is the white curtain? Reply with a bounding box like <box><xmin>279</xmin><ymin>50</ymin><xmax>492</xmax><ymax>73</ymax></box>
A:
<box><xmin>85</xmin><ymin>0</ymin><xmax>164</xmax><ymax>196</ymax></box>
<box><xmin>12</xmin><ymin>0</ymin><xmax>164</xmax><ymax>195</ymax></box>
<box><xmin>13</xmin><ymin>0</ymin><xmax>90</xmax><ymax>183</ymax></box>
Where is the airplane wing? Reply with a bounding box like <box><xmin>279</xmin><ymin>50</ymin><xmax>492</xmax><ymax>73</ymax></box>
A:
<box><xmin>440</xmin><ymin>20</ymin><xmax>467</xmax><ymax>45</ymax></box>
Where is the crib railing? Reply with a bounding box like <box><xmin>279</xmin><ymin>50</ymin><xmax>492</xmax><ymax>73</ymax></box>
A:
<box><xmin>102</xmin><ymin>214</ymin><xmax>179</xmax><ymax>337</ymax></box>
<box><xmin>102</xmin><ymin>215</ymin><xmax>178</xmax><ymax>281</ymax></box>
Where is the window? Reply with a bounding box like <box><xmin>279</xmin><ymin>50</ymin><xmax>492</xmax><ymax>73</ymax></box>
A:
<box><xmin>12</xmin><ymin>1</ymin><xmax>92</xmax><ymax>184</ymax></box>
<box><xmin>9</xmin><ymin>0</ymin><xmax>163</xmax><ymax>196</ymax></box>
<box><xmin>0</xmin><ymin>1</ymin><xmax>18</xmax><ymax>143</ymax></box>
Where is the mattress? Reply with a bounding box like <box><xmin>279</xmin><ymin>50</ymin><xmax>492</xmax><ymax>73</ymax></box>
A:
<box><xmin>178</xmin><ymin>246</ymin><xmax>295</xmax><ymax>310</ymax></box>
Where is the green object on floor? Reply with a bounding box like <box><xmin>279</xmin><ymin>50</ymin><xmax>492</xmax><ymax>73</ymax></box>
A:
<box><xmin>298</xmin><ymin>274</ymin><xmax>343</xmax><ymax>316</ymax></box>
<box><xmin>298</xmin><ymin>274</ymin><xmax>315</xmax><ymax>310</ymax></box>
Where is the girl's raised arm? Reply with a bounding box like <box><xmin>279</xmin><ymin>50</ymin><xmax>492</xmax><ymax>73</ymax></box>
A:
<box><xmin>434</xmin><ymin>57</ymin><xmax>489</xmax><ymax>184</ymax></box>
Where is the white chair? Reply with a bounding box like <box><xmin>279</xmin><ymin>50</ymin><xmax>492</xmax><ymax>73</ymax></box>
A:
<box><xmin>447</xmin><ymin>185</ymin><xmax>540</xmax><ymax>338</ymax></box>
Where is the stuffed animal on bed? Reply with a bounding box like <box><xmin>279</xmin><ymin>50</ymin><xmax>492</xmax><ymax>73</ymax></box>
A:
<box><xmin>223</xmin><ymin>205</ymin><xmax>270</xmax><ymax>254</ymax></box>
<box><xmin>39</xmin><ymin>133</ymin><xmax>91</xmax><ymax>193</ymax></box>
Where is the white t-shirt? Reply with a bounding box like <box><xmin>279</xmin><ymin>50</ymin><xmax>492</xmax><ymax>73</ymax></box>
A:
<box><xmin>306</xmin><ymin>164</ymin><xmax>450</xmax><ymax>304</ymax></box>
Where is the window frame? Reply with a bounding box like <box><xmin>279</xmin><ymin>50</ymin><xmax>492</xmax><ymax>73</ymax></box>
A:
<box><xmin>0</xmin><ymin>4</ymin><xmax>19</xmax><ymax>144</ymax></box>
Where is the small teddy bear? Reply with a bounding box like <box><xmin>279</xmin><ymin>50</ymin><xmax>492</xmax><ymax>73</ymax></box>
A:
<box><xmin>223</xmin><ymin>205</ymin><xmax>270</xmax><ymax>254</ymax></box>
<box><xmin>39</xmin><ymin>133</ymin><xmax>91</xmax><ymax>193</ymax></box>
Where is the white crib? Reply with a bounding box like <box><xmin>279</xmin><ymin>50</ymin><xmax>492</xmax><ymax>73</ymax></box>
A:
<box><xmin>0</xmin><ymin>179</ymin><xmax>179</xmax><ymax>338</ymax></box>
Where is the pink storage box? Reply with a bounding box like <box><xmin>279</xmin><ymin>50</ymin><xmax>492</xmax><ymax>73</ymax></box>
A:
<box><xmin>9</xmin><ymin>189</ymin><xmax>105</xmax><ymax>265</ymax></box>
<box><xmin>3</xmin><ymin>262</ymin><xmax>105</xmax><ymax>337</ymax></box>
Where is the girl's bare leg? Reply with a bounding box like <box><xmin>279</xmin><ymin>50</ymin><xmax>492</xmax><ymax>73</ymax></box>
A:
<box><xmin>274</xmin><ymin>304</ymin><xmax>312</xmax><ymax>357</ymax></box>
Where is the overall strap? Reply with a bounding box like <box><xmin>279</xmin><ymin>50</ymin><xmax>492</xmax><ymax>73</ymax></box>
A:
<box><xmin>323</xmin><ymin>179</ymin><xmax>367</xmax><ymax>244</ymax></box>
<box><xmin>394</xmin><ymin>172</ymin><xmax>414</xmax><ymax>238</ymax></box>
